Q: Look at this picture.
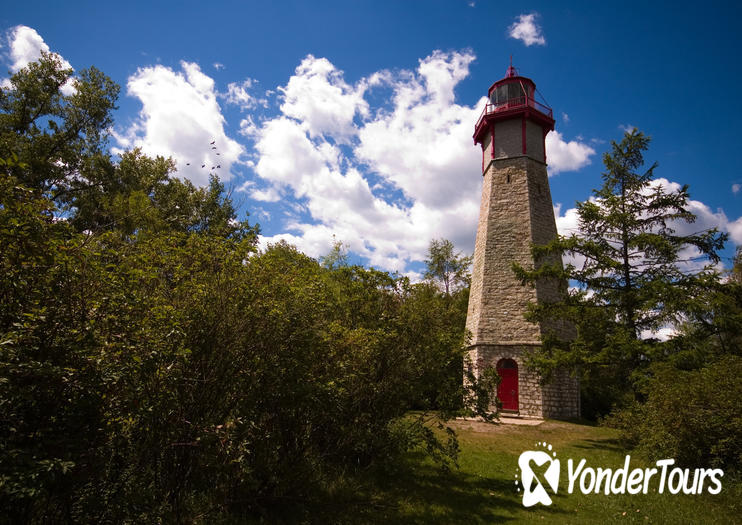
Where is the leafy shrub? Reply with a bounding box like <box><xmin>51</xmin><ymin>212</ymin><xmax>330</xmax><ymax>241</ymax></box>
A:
<box><xmin>607</xmin><ymin>356</ymin><xmax>742</xmax><ymax>472</ymax></box>
<box><xmin>0</xmin><ymin>175</ymin><xmax>488</xmax><ymax>522</ymax></box>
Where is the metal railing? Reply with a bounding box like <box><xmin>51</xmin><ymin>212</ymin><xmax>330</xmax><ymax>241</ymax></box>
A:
<box><xmin>475</xmin><ymin>97</ymin><xmax>553</xmax><ymax>129</ymax></box>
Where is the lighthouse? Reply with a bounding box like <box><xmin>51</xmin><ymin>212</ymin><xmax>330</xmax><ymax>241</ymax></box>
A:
<box><xmin>465</xmin><ymin>62</ymin><xmax>579</xmax><ymax>419</ymax></box>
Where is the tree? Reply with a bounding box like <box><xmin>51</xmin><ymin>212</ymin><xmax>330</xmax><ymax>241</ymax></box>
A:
<box><xmin>607</xmin><ymin>355</ymin><xmax>742</xmax><ymax>471</ymax></box>
<box><xmin>424</xmin><ymin>239</ymin><xmax>473</xmax><ymax>295</ymax></box>
<box><xmin>2</xmin><ymin>55</ymin><xmax>499</xmax><ymax>522</ymax></box>
<box><xmin>732</xmin><ymin>246</ymin><xmax>742</xmax><ymax>284</ymax></box>
<box><xmin>515</xmin><ymin>129</ymin><xmax>727</xmax><ymax>415</ymax></box>
<box><xmin>71</xmin><ymin>148</ymin><xmax>258</xmax><ymax>240</ymax></box>
<box><xmin>0</xmin><ymin>51</ymin><xmax>119</xmax><ymax>201</ymax></box>
<box><xmin>319</xmin><ymin>235</ymin><xmax>350</xmax><ymax>269</ymax></box>
<box><xmin>1</xmin><ymin>54</ymin><xmax>258</xmax><ymax>242</ymax></box>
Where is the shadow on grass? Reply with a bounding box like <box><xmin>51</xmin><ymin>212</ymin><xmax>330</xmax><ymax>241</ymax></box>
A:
<box><xmin>318</xmin><ymin>451</ymin><xmax>573</xmax><ymax>524</ymax></box>
<box><xmin>570</xmin><ymin>437</ymin><xmax>624</xmax><ymax>453</ymax></box>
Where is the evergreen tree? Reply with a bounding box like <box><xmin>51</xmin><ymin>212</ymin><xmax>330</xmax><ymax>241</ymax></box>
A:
<box><xmin>515</xmin><ymin>129</ymin><xmax>727</xmax><ymax>415</ymax></box>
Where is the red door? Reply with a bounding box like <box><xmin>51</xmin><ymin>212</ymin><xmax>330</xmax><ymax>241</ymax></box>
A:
<box><xmin>496</xmin><ymin>359</ymin><xmax>519</xmax><ymax>411</ymax></box>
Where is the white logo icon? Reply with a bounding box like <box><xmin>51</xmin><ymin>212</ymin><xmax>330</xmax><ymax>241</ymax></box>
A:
<box><xmin>516</xmin><ymin>442</ymin><xmax>560</xmax><ymax>507</ymax></box>
<box><xmin>511</xmin><ymin>444</ymin><xmax>723</xmax><ymax>507</ymax></box>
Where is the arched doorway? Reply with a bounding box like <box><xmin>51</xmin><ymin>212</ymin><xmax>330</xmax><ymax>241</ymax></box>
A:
<box><xmin>496</xmin><ymin>358</ymin><xmax>519</xmax><ymax>412</ymax></box>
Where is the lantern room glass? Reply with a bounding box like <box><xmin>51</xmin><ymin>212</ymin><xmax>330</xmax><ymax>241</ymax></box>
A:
<box><xmin>490</xmin><ymin>81</ymin><xmax>531</xmax><ymax>107</ymax></box>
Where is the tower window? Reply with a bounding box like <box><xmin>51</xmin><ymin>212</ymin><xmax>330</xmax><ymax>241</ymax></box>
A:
<box><xmin>507</xmin><ymin>173</ymin><xmax>511</xmax><ymax>184</ymax></box>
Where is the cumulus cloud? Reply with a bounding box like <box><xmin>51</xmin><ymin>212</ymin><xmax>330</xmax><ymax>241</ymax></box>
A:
<box><xmin>508</xmin><ymin>14</ymin><xmax>546</xmax><ymax>46</ymax></box>
<box><xmin>221</xmin><ymin>78</ymin><xmax>268</xmax><ymax>110</ymax></box>
<box><xmin>546</xmin><ymin>131</ymin><xmax>596</xmax><ymax>174</ymax></box>
<box><xmin>732</xmin><ymin>183</ymin><xmax>741</xmax><ymax>194</ymax></box>
<box><xmin>3</xmin><ymin>25</ymin><xmax>75</xmax><ymax>94</ymax></box>
<box><xmin>113</xmin><ymin>61</ymin><xmax>243</xmax><ymax>186</ymax></box>
<box><xmin>278</xmin><ymin>55</ymin><xmax>369</xmax><ymax>142</ymax></box>
<box><xmin>728</xmin><ymin>217</ymin><xmax>742</xmax><ymax>245</ymax></box>
<box><xmin>252</xmin><ymin>51</ymin><xmax>488</xmax><ymax>270</ymax></box>
<box><xmin>554</xmin><ymin>177</ymin><xmax>742</xmax><ymax>273</ymax></box>
<box><xmin>355</xmin><ymin>50</ymin><xmax>484</xmax><ymax>209</ymax></box>
<box><xmin>250</xmin><ymin>50</ymin><xmax>596</xmax><ymax>271</ymax></box>
<box><xmin>253</xmin><ymin>115</ymin><xmax>419</xmax><ymax>269</ymax></box>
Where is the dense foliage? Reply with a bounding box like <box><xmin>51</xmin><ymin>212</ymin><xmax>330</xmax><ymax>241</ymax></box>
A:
<box><xmin>0</xmin><ymin>180</ymin><xmax>489</xmax><ymax>521</ymax></box>
<box><xmin>0</xmin><ymin>55</ymin><xmax>490</xmax><ymax>522</ymax></box>
<box><xmin>607</xmin><ymin>356</ymin><xmax>742</xmax><ymax>471</ymax></box>
<box><xmin>607</xmin><ymin>251</ymin><xmax>742</xmax><ymax>470</ymax></box>
<box><xmin>516</xmin><ymin>129</ymin><xmax>742</xmax><ymax>471</ymax></box>
<box><xmin>515</xmin><ymin>130</ymin><xmax>729</xmax><ymax>417</ymax></box>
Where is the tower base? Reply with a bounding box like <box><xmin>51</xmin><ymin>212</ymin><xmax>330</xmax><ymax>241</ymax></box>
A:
<box><xmin>467</xmin><ymin>343</ymin><xmax>580</xmax><ymax>419</ymax></box>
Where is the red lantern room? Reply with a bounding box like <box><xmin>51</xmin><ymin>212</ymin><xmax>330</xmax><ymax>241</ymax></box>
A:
<box><xmin>473</xmin><ymin>61</ymin><xmax>555</xmax><ymax>171</ymax></box>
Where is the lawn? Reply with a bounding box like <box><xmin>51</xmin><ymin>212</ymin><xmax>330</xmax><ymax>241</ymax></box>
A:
<box><xmin>327</xmin><ymin>418</ymin><xmax>741</xmax><ymax>524</ymax></box>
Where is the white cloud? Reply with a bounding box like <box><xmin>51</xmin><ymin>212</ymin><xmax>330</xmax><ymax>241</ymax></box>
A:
<box><xmin>213</xmin><ymin>62</ymin><xmax>225</xmax><ymax>71</ymax></box>
<box><xmin>728</xmin><ymin>217</ymin><xmax>742</xmax><ymax>245</ymax></box>
<box><xmin>640</xmin><ymin>326</ymin><xmax>677</xmax><ymax>341</ymax></box>
<box><xmin>3</xmin><ymin>25</ymin><xmax>75</xmax><ymax>95</ymax></box>
<box><xmin>253</xmin><ymin>207</ymin><xmax>271</xmax><ymax>222</ymax></box>
<box><xmin>251</xmin><ymin>50</ymin><xmax>598</xmax><ymax>272</ymax></box>
<box><xmin>546</xmin><ymin>131</ymin><xmax>596</xmax><ymax>174</ymax></box>
<box><xmin>253</xmin><ymin>116</ymin><xmax>422</xmax><ymax>270</ymax></box>
<box><xmin>553</xmin><ymin>202</ymin><xmax>582</xmax><ymax>237</ymax></box>
<box><xmin>561</xmin><ymin>112</ymin><xmax>570</xmax><ymax>124</ymax></box>
<box><xmin>508</xmin><ymin>14</ymin><xmax>546</xmax><ymax>46</ymax></box>
<box><xmin>279</xmin><ymin>55</ymin><xmax>369</xmax><ymax>142</ymax></box>
<box><xmin>250</xmin><ymin>187</ymin><xmax>281</xmax><ymax>202</ymax></box>
<box><xmin>238</xmin><ymin>115</ymin><xmax>259</xmax><ymax>137</ymax></box>
<box><xmin>355</xmin><ymin>51</ymin><xmax>483</xmax><ymax>209</ymax></box>
<box><xmin>113</xmin><ymin>61</ymin><xmax>243</xmax><ymax>187</ymax></box>
<box><xmin>618</xmin><ymin>123</ymin><xmax>636</xmax><ymax>133</ymax></box>
<box><xmin>222</xmin><ymin>78</ymin><xmax>268</xmax><ymax>110</ymax></box>
<box><xmin>732</xmin><ymin>183</ymin><xmax>741</xmax><ymax>194</ymax></box>
<box><xmin>253</xmin><ymin>51</ymin><xmax>489</xmax><ymax>270</ymax></box>
<box><xmin>554</xmin><ymin>177</ymin><xmax>742</xmax><ymax>274</ymax></box>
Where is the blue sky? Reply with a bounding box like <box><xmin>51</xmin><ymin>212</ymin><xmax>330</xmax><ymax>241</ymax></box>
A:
<box><xmin>2</xmin><ymin>1</ymin><xmax>741</xmax><ymax>276</ymax></box>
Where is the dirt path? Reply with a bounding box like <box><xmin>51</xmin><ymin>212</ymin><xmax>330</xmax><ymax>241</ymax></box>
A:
<box><xmin>452</xmin><ymin>417</ymin><xmax>584</xmax><ymax>434</ymax></box>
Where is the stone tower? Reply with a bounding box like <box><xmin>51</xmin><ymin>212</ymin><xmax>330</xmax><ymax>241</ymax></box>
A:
<box><xmin>465</xmin><ymin>63</ymin><xmax>579</xmax><ymax>419</ymax></box>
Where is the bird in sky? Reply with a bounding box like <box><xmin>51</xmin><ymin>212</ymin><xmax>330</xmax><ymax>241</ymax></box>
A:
<box><xmin>201</xmin><ymin>164</ymin><xmax>205</xmax><ymax>168</ymax></box>
<box><xmin>210</xmin><ymin>140</ymin><xmax>215</xmax><ymax>145</ymax></box>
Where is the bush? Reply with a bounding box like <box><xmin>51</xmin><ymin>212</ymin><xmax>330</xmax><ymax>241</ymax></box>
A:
<box><xmin>607</xmin><ymin>355</ymin><xmax>742</xmax><ymax>472</ymax></box>
<box><xmin>0</xmin><ymin>176</ymin><xmax>487</xmax><ymax>522</ymax></box>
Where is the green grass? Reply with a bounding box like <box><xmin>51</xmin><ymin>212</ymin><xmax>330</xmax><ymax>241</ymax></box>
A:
<box><xmin>330</xmin><ymin>419</ymin><xmax>741</xmax><ymax>524</ymax></box>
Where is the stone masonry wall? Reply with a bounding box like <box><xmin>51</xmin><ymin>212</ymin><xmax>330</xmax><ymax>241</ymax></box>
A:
<box><xmin>541</xmin><ymin>366</ymin><xmax>580</xmax><ymax>418</ymax></box>
<box><xmin>493</xmin><ymin>119</ymin><xmax>521</xmax><ymax>159</ymax></box>
<box><xmin>466</xmin><ymin>156</ymin><xmax>561</xmax><ymax>345</ymax></box>
<box><xmin>467</xmin><ymin>344</ymin><xmax>579</xmax><ymax>419</ymax></box>
<box><xmin>465</xmin><ymin>148</ymin><xmax>580</xmax><ymax>419</ymax></box>
<box><xmin>490</xmin><ymin>118</ymin><xmax>545</xmax><ymax>162</ymax></box>
<box><xmin>526</xmin><ymin>120</ymin><xmax>545</xmax><ymax>162</ymax></box>
<box><xmin>467</xmin><ymin>344</ymin><xmax>578</xmax><ymax>418</ymax></box>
